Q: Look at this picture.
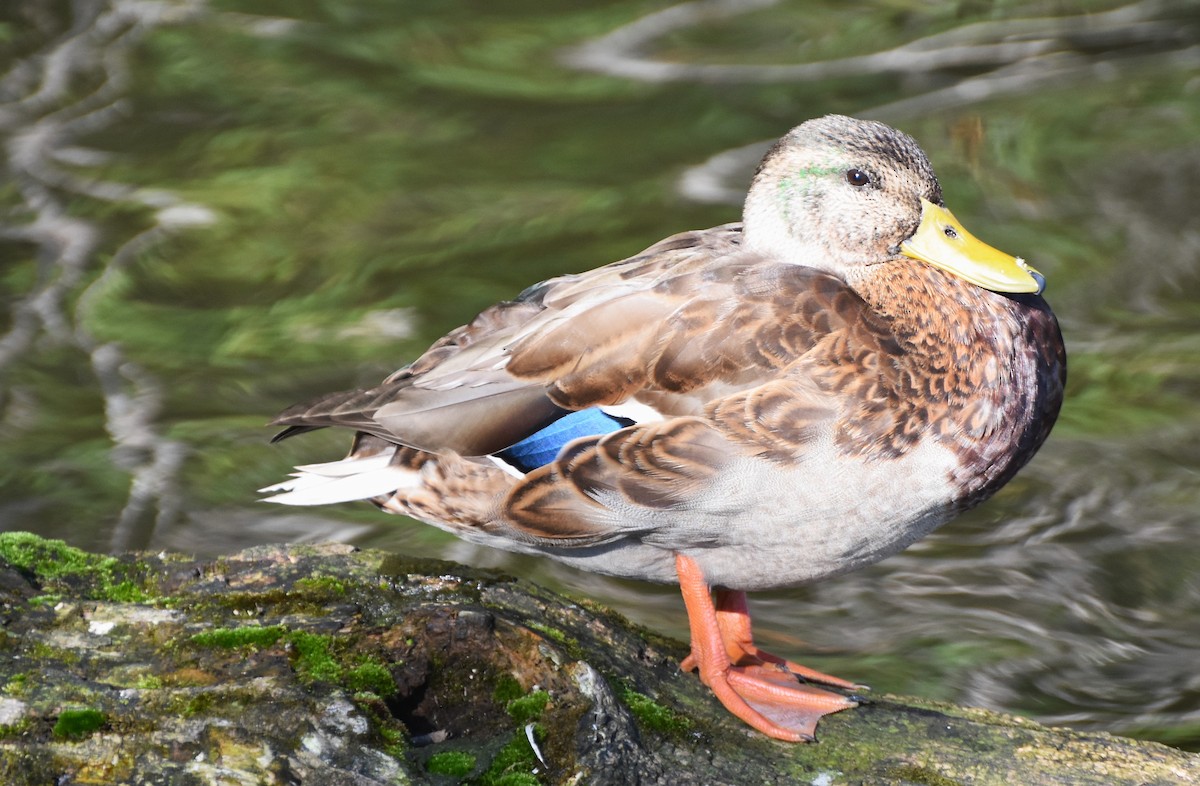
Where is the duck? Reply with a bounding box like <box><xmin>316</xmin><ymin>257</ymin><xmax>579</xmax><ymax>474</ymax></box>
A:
<box><xmin>261</xmin><ymin>115</ymin><xmax>1066</xmax><ymax>742</ymax></box>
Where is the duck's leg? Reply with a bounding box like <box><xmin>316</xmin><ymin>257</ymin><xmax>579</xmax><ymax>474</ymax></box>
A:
<box><xmin>675</xmin><ymin>554</ymin><xmax>856</xmax><ymax>742</ymax></box>
<box><xmin>709</xmin><ymin>588</ymin><xmax>862</xmax><ymax>690</ymax></box>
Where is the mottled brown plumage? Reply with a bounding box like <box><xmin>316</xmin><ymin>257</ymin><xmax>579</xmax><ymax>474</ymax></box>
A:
<box><xmin>263</xmin><ymin>115</ymin><xmax>1066</xmax><ymax>741</ymax></box>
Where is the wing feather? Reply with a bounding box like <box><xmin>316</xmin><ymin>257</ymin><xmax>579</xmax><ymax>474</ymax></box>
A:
<box><xmin>503</xmin><ymin>418</ymin><xmax>728</xmax><ymax>541</ymax></box>
<box><xmin>272</xmin><ymin>223</ymin><xmax>899</xmax><ymax>477</ymax></box>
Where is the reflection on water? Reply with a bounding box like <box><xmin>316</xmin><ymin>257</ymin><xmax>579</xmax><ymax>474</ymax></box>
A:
<box><xmin>2</xmin><ymin>0</ymin><xmax>1199</xmax><ymax>750</ymax></box>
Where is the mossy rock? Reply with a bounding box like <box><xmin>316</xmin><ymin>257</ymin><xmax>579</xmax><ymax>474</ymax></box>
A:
<box><xmin>0</xmin><ymin>533</ymin><xmax>1196</xmax><ymax>785</ymax></box>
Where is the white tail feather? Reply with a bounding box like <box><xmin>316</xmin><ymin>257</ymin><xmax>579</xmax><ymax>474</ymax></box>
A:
<box><xmin>257</xmin><ymin>477</ymin><xmax>303</xmax><ymax>494</ymax></box>
<box><xmin>261</xmin><ymin>465</ymin><xmax>420</xmax><ymax>506</ymax></box>
<box><xmin>294</xmin><ymin>454</ymin><xmax>393</xmax><ymax>476</ymax></box>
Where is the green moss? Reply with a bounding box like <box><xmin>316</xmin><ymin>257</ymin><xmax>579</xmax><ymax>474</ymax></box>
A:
<box><xmin>29</xmin><ymin>641</ymin><xmax>79</xmax><ymax>666</ymax></box>
<box><xmin>344</xmin><ymin>660</ymin><xmax>396</xmax><ymax>696</ymax></box>
<box><xmin>209</xmin><ymin>588</ymin><xmax>315</xmax><ymax>616</ymax></box>
<box><xmin>427</xmin><ymin>750</ymin><xmax>477</xmax><ymax>777</ymax></box>
<box><xmin>190</xmin><ymin>625</ymin><xmax>394</xmax><ymax>700</ymax></box>
<box><xmin>0</xmin><ymin>532</ymin><xmax>150</xmax><ymax>603</ymax></box>
<box><xmin>181</xmin><ymin>692</ymin><xmax>218</xmax><ymax>717</ymax></box>
<box><xmin>190</xmin><ymin>624</ymin><xmax>285</xmax><ymax>649</ymax></box>
<box><xmin>105</xmin><ymin>580</ymin><xmax>152</xmax><ymax>603</ymax></box>
<box><xmin>287</xmin><ymin>631</ymin><xmax>342</xmax><ymax>683</ymax></box>
<box><xmin>52</xmin><ymin>708</ymin><xmax>106</xmax><ymax>740</ymax></box>
<box><xmin>884</xmin><ymin>764</ymin><xmax>966</xmax><ymax>786</ymax></box>
<box><xmin>492</xmin><ymin>674</ymin><xmax>523</xmax><ymax>705</ymax></box>
<box><xmin>463</xmin><ymin>679</ymin><xmax>553</xmax><ymax>784</ymax></box>
<box><xmin>3</xmin><ymin>673</ymin><xmax>30</xmax><ymax>696</ymax></box>
<box><xmin>175</xmin><ymin>689</ymin><xmax>252</xmax><ymax>719</ymax></box>
<box><xmin>0</xmin><ymin>532</ymin><xmax>104</xmax><ymax>579</ymax></box>
<box><xmin>482</xmin><ymin>775</ymin><xmax>539</xmax><ymax>786</ymax></box>
<box><xmin>190</xmin><ymin>625</ymin><xmax>365</xmax><ymax>688</ymax></box>
<box><xmin>505</xmin><ymin>691</ymin><xmax>549</xmax><ymax>725</ymax></box>
<box><xmin>524</xmin><ymin>622</ymin><xmax>582</xmax><ymax>659</ymax></box>
<box><xmin>293</xmin><ymin>575</ymin><xmax>348</xmax><ymax>596</ymax></box>
<box><xmin>619</xmin><ymin>686</ymin><xmax>693</xmax><ymax>736</ymax></box>
<box><xmin>377</xmin><ymin>719</ymin><xmax>406</xmax><ymax>759</ymax></box>
<box><xmin>476</xmin><ymin>728</ymin><xmax>544</xmax><ymax>786</ymax></box>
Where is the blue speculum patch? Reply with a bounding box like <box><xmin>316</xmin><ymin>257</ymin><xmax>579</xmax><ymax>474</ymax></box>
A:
<box><xmin>497</xmin><ymin>408</ymin><xmax>632</xmax><ymax>472</ymax></box>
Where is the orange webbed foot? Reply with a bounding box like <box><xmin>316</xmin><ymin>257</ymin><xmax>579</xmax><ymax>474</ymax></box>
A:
<box><xmin>709</xmin><ymin>586</ymin><xmax>868</xmax><ymax>691</ymax></box>
<box><xmin>675</xmin><ymin>554</ymin><xmax>858</xmax><ymax>742</ymax></box>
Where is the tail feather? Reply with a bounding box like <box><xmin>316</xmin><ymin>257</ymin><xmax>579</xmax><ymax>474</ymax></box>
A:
<box><xmin>294</xmin><ymin>454</ymin><xmax>393</xmax><ymax>476</ymax></box>
<box><xmin>260</xmin><ymin>455</ymin><xmax>420</xmax><ymax>506</ymax></box>
<box><xmin>270</xmin><ymin>425</ymin><xmax>323</xmax><ymax>443</ymax></box>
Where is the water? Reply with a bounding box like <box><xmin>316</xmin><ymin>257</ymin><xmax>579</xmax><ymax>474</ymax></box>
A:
<box><xmin>2</xmin><ymin>0</ymin><xmax>1199</xmax><ymax>749</ymax></box>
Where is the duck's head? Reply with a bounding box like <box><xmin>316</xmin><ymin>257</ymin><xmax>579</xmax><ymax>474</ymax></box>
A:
<box><xmin>742</xmin><ymin>115</ymin><xmax>1043</xmax><ymax>295</ymax></box>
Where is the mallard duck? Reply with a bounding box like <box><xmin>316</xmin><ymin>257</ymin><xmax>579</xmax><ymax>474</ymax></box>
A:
<box><xmin>262</xmin><ymin>115</ymin><xmax>1066</xmax><ymax>742</ymax></box>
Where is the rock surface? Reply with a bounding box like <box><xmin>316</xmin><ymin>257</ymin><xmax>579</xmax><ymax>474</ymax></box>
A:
<box><xmin>0</xmin><ymin>532</ymin><xmax>1196</xmax><ymax>785</ymax></box>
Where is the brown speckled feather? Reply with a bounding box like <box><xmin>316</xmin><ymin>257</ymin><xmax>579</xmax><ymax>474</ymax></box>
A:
<box><xmin>505</xmin><ymin>418</ymin><xmax>728</xmax><ymax>542</ymax></box>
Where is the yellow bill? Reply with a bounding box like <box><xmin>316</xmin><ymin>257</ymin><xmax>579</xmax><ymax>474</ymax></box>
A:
<box><xmin>901</xmin><ymin>198</ymin><xmax>1044</xmax><ymax>294</ymax></box>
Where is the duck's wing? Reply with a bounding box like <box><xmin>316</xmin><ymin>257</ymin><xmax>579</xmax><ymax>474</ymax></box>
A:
<box><xmin>272</xmin><ymin>225</ymin><xmax>733</xmax><ymax>447</ymax></box>
<box><xmin>271</xmin><ymin>222</ymin><xmax>895</xmax><ymax>468</ymax></box>
<box><xmin>498</xmin><ymin>265</ymin><xmax>903</xmax><ymax>545</ymax></box>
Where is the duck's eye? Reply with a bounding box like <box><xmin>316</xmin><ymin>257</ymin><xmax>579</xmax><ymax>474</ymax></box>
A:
<box><xmin>845</xmin><ymin>168</ymin><xmax>871</xmax><ymax>187</ymax></box>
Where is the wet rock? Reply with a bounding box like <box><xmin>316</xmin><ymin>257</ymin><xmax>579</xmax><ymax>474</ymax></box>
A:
<box><xmin>0</xmin><ymin>532</ymin><xmax>1196</xmax><ymax>785</ymax></box>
